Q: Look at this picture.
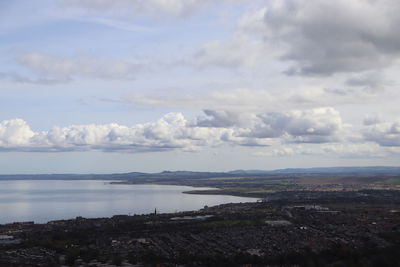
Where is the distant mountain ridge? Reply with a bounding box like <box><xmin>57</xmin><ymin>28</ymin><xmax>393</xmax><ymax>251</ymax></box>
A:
<box><xmin>230</xmin><ymin>166</ymin><xmax>400</xmax><ymax>174</ymax></box>
<box><xmin>0</xmin><ymin>166</ymin><xmax>399</xmax><ymax>180</ymax></box>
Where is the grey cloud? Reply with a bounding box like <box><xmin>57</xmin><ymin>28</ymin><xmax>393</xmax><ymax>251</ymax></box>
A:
<box><xmin>323</xmin><ymin>88</ymin><xmax>353</xmax><ymax>96</ymax></box>
<box><xmin>363</xmin><ymin>121</ymin><xmax>400</xmax><ymax>146</ymax></box>
<box><xmin>195</xmin><ymin>110</ymin><xmax>250</xmax><ymax>128</ymax></box>
<box><xmin>322</xmin><ymin>71</ymin><xmax>391</xmax><ymax>100</ymax></box>
<box><xmin>363</xmin><ymin>116</ymin><xmax>381</xmax><ymax>126</ymax></box>
<box><xmin>193</xmin><ymin>108</ymin><xmax>343</xmax><ymax>144</ymax></box>
<box><xmin>262</xmin><ymin>0</ymin><xmax>400</xmax><ymax>76</ymax></box>
<box><xmin>345</xmin><ymin>72</ymin><xmax>392</xmax><ymax>92</ymax></box>
<box><xmin>244</xmin><ymin>108</ymin><xmax>343</xmax><ymax>143</ymax></box>
<box><xmin>248</xmin><ymin>112</ymin><xmax>289</xmax><ymax>138</ymax></box>
<box><xmin>346</xmin><ymin>73</ymin><xmax>383</xmax><ymax>88</ymax></box>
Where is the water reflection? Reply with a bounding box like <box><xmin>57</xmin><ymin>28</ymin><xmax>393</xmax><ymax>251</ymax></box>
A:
<box><xmin>0</xmin><ymin>180</ymin><xmax>257</xmax><ymax>224</ymax></box>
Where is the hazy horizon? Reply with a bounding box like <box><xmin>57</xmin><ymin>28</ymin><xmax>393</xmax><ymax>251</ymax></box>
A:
<box><xmin>0</xmin><ymin>165</ymin><xmax>399</xmax><ymax>176</ymax></box>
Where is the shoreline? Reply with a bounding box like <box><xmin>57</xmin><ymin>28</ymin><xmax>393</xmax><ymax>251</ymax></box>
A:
<box><xmin>0</xmin><ymin>191</ymin><xmax>399</xmax><ymax>266</ymax></box>
<box><xmin>0</xmin><ymin>180</ymin><xmax>258</xmax><ymax>225</ymax></box>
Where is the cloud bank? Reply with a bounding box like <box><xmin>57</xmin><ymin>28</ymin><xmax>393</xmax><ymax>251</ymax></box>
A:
<box><xmin>0</xmin><ymin>108</ymin><xmax>347</xmax><ymax>152</ymax></box>
<box><xmin>263</xmin><ymin>0</ymin><xmax>400</xmax><ymax>75</ymax></box>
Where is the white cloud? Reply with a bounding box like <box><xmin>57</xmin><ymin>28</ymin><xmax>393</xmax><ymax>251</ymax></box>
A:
<box><xmin>0</xmin><ymin>119</ymin><xmax>35</xmax><ymax>147</ymax></box>
<box><xmin>60</xmin><ymin>0</ymin><xmax>234</xmax><ymax>17</ymax></box>
<box><xmin>0</xmin><ymin>113</ymin><xmax>241</xmax><ymax>152</ymax></box>
<box><xmin>0</xmin><ymin>107</ymin><xmax>346</xmax><ymax>152</ymax></box>
<box><xmin>253</xmin><ymin>143</ymin><xmax>391</xmax><ymax>158</ymax></box>
<box><xmin>0</xmin><ymin>113</ymin><xmax>211</xmax><ymax>152</ymax></box>
<box><xmin>125</xmin><ymin>86</ymin><xmax>380</xmax><ymax>114</ymax></box>
<box><xmin>182</xmin><ymin>6</ymin><xmax>271</xmax><ymax>70</ymax></box>
<box><xmin>0</xmin><ymin>72</ymin><xmax>70</xmax><ymax>85</ymax></box>
<box><xmin>75</xmin><ymin>17</ymin><xmax>156</xmax><ymax>33</ymax></box>
<box><xmin>15</xmin><ymin>51</ymin><xmax>145</xmax><ymax>83</ymax></box>
<box><xmin>1</xmin><ymin>109</ymin><xmax>397</xmax><ymax>160</ymax></box>
<box><xmin>125</xmin><ymin>89</ymin><xmax>278</xmax><ymax>112</ymax></box>
<box><xmin>253</xmin><ymin>147</ymin><xmax>296</xmax><ymax>157</ymax></box>
<box><xmin>186</xmin><ymin>36</ymin><xmax>267</xmax><ymax>69</ymax></box>
<box><xmin>321</xmin><ymin>143</ymin><xmax>389</xmax><ymax>158</ymax></box>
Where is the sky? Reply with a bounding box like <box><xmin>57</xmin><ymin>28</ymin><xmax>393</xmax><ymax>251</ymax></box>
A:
<box><xmin>1</xmin><ymin>0</ymin><xmax>400</xmax><ymax>174</ymax></box>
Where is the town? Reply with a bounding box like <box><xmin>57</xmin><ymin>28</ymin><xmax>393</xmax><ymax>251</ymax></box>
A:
<box><xmin>0</xmin><ymin>189</ymin><xmax>399</xmax><ymax>266</ymax></box>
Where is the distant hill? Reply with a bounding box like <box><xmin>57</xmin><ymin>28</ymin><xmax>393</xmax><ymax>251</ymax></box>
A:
<box><xmin>228</xmin><ymin>170</ymin><xmax>271</xmax><ymax>175</ymax></box>
<box><xmin>0</xmin><ymin>171</ymin><xmax>235</xmax><ymax>180</ymax></box>
<box><xmin>231</xmin><ymin>166</ymin><xmax>400</xmax><ymax>175</ymax></box>
<box><xmin>0</xmin><ymin>166</ymin><xmax>400</xmax><ymax>180</ymax></box>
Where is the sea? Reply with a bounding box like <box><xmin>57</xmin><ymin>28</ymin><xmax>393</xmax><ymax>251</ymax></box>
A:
<box><xmin>0</xmin><ymin>180</ymin><xmax>257</xmax><ymax>224</ymax></box>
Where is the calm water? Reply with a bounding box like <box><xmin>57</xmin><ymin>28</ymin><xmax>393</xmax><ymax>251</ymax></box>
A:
<box><xmin>0</xmin><ymin>180</ymin><xmax>257</xmax><ymax>224</ymax></box>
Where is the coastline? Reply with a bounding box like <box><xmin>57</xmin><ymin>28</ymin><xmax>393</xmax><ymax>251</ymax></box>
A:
<box><xmin>0</xmin><ymin>180</ymin><xmax>258</xmax><ymax>225</ymax></box>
